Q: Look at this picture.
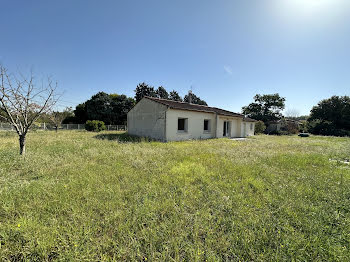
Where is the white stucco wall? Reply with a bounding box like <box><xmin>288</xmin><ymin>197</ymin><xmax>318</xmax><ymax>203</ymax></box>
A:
<box><xmin>216</xmin><ymin>116</ymin><xmax>243</xmax><ymax>138</ymax></box>
<box><xmin>244</xmin><ymin>122</ymin><xmax>255</xmax><ymax>136</ymax></box>
<box><xmin>241</xmin><ymin>122</ymin><xmax>255</xmax><ymax>137</ymax></box>
<box><xmin>166</xmin><ymin>109</ymin><xmax>216</xmax><ymax>141</ymax></box>
<box><xmin>127</xmin><ymin>98</ymin><xmax>167</xmax><ymax>140</ymax></box>
<box><xmin>241</xmin><ymin>122</ymin><xmax>246</xmax><ymax>137</ymax></box>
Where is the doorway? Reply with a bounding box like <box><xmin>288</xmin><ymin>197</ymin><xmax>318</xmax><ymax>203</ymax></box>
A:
<box><xmin>223</xmin><ymin>121</ymin><xmax>230</xmax><ymax>137</ymax></box>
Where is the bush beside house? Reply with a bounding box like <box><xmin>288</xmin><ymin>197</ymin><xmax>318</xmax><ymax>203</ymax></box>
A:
<box><xmin>254</xmin><ymin>121</ymin><xmax>266</xmax><ymax>134</ymax></box>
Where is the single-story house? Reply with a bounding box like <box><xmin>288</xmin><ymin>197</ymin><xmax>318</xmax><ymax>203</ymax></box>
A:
<box><xmin>127</xmin><ymin>96</ymin><xmax>257</xmax><ymax>141</ymax></box>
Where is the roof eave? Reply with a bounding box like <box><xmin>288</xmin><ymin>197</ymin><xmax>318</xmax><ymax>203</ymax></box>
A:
<box><xmin>169</xmin><ymin>106</ymin><xmax>243</xmax><ymax>118</ymax></box>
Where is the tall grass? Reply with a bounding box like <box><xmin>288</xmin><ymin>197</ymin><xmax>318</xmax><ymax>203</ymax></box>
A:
<box><xmin>0</xmin><ymin>131</ymin><xmax>349</xmax><ymax>261</ymax></box>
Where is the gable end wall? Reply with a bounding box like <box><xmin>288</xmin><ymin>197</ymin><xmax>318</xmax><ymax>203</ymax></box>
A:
<box><xmin>127</xmin><ymin>98</ymin><xmax>167</xmax><ymax>141</ymax></box>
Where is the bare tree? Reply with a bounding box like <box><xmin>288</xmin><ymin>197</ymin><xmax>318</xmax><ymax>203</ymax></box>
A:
<box><xmin>0</xmin><ymin>65</ymin><xmax>59</xmax><ymax>155</ymax></box>
<box><xmin>49</xmin><ymin>107</ymin><xmax>72</xmax><ymax>132</ymax></box>
<box><xmin>284</xmin><ymin>108</ymin><xmax>300</xmax><ymax>119</ymax></box>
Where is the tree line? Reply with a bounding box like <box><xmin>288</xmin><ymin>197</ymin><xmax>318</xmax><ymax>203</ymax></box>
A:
<box><xmin>63</xmin><ymin>82</ymin><xmax>207</xmax><ymax>125</ymax></box>
<box><xmin>134</xmin><ymin>82</ymin><xmax>207</xmax><ymax>105</ymax></box>
<box><xmin>242</xmin><ymin>93</ymin><xmax>350</xmax><ymax>137</ymax></box>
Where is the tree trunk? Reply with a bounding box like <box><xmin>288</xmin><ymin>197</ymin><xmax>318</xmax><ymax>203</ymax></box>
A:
<box><xmin>55</xmin><ymin>126</ymin><xmax>58</xmax><ymax>132</ymax></box>
<box><xmin>19</xmin><ymin>135</ymin><xmax>26</xmax><ymax>155</ymax></box>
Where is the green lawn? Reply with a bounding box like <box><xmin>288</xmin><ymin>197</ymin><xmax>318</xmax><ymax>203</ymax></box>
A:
<box><xmin>0</xmin><ymin>131</ymin><xmax>349</xmax><ymax>261</ymax></box>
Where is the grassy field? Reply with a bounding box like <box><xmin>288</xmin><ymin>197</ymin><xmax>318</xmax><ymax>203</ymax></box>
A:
<box><xmin>0</xmin><ymin>131</ymin><xmax>349</xmax><ymax>261</ymax></box>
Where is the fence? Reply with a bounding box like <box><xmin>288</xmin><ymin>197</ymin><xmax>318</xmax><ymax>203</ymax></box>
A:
<box><xmin>0</xmin><ymin>122</ymin><xmax>127</xmax><ymax>131</ymax></box>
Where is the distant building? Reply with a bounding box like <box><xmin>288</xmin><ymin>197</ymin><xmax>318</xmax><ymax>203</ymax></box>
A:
<box><xmin>266</xmin><ymin>119</ymin><xmax>301</xmax><ymax>134</ymax></box>
<box><xmin>127</xmin><ymin>97</ymin><xmax>257</xmax><ymax>141</ymax></box>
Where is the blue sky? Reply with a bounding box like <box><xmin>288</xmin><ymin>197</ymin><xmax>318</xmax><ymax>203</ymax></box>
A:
<box><xmin>1</xmin><ymin>0</ymin><xmax>349</xmax><ymax>115</ymax></box>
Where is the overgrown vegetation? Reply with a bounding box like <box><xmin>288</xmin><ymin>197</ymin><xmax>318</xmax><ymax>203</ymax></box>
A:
<box><xmin>67</xmin><ymin>92</ymin><xmax>135</xmax><ymax>125</ymax></box>
<box><xmin>254</xmin><ymin>121</ymin><xmax>266</xmax><ymax>134</ymax></box>
<box><xmin>85</xmin><ymin>120</ymin><xmax>106</xmax><ymax>132</ymax></box>
<box><xmin>308</xmin><ymin>96</ymin><xmax>350</xmax><ymax>137</ymax></box>
<box><xmin>0</xmin><ymin>131</ymin><xmax>349</xmax><ymax>261</ymax></box>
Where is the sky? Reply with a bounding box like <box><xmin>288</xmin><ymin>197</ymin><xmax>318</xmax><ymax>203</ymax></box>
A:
<box><xmin>1</xmin><ymin>0</ymin><xmax>349</xmax><ymax>115</ymax></box>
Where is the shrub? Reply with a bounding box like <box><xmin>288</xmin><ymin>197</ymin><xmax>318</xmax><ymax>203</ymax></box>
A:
<box><xmin>307</xmin><ymin>95</ymin><xmax>350</xmax><ymax>136</ymax></box>
<box><xmin>282</xmin><ymin>121</ymin><xmax>299</xmax><ymax>134</ymax></box>
<box><xmin>299</xmin><ymin>120</ymin><xmax>308</xmax><ymax>133</ymax></box>
<box><xmin>255</xmin><ymin>121</ymin><xmax>266</xmax><ymax>134</ymax></box>
<box><xmin>85</xmin><ymin>120</ymin><xmax>106</xmax><ymax>132</ymax></box>
<box><xmin>307</xmin><ymin>120</ymin><xmax>350</xmax><ymax>137</ymax></box>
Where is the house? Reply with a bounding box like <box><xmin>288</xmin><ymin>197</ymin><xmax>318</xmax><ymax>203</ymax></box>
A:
<box><xmin>265</xmin><ymin>119</ymin><xmax>301</xmax><ymax>134</ymax></box>
<box><xmin>127</xmin><ymin>96</ymin><xmax>257</xmax><ymax>141</ymax></box>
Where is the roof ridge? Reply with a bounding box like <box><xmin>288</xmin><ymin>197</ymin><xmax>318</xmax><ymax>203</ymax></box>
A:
<box><xmin>210</xmin><ymin>106</ymin><xmax>240</xmax><ymax>114</ymax></box>
<box><xmin>145</xmin><ymin>96</ymin><xmax>213</xmax><ymax>108</ymax></box>
<box><xmin>144</xmin><ymin>96</ymin><xmax>243</xmax><ymax>116</ymax></box>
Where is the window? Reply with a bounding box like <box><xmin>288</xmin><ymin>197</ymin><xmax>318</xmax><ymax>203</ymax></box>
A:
<box><xmin>250</xmin><ymin>123</ymin><xmax>253</xmax><ymax>131</ymax></box>
<box><xmin>204</xmin><ymin>119</ymin><xmax>210</xmax><ymax>132</ymax></box>
<box><xmin>178</xmin><ymin>118</ymin><xmax>188</xmax><ymax>132</ymax></box>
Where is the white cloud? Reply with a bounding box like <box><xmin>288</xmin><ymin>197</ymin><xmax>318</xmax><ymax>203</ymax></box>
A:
<box><xmin>224</xmin><ymin>65</ymin><xmax>233</xmax><ymax>75</ymax></box>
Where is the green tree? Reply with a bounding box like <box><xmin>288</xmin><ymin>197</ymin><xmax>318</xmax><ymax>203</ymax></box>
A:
<box><xmin>134</xmin><ymin>82</ymin><xmax>156</xmax><ymax>102</ymax></box>
<box><xmin>156</xmin><ymin>86</ymin><xmax>169</xmax><ymax>99</ymax></box>
<box><xmin>184</xmin><ymin>92</ymin><xmax>207</xmax><ymax>105</ymax></box>
<box><xmin>169</xmin><ymin>90</ymin><xmax>182</xmax><ymax>101</ymax></box>
<box><xmin>110</xmin><ymin>94</ymin><xmax>135</xmax><ymax>124</ymax></box>
<box><xmin>308</xmin><ymin>96</ymin><xmax>350</xmax><ymax>136</ymax></box>
<box><xmin>70</xmin><ymin>93</ymin><xmax>135</xmax><ymax>125</ymax></box>
<box><xmin>254</xmin><ymin>121</ymin><xmax>266</xmax><ymax>134</ymax></box>
<box><xmin>72</xmin><ymin>103</ymin><xmax>87</xmax><ymax>124</ymax></box>
<box><xmin>242</xmin><ymin>94</ymin><xmax>286</xmax><ymax>123</ymax></box>
<box><xmin>85</xmin><ymin>92</ymin><xmax>113</xmax><ymax>124</ymax></box>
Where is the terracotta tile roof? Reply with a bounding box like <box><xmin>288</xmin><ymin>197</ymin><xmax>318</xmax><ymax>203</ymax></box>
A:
<box><xmin>144</xmin><ymin>96</ymin><xmax>244</xmax><ymax>118</ymax></box>
<box><xmin>243</xmin><ymin>117</ymin><xmax>258</xmax><ymax>122</ymax></box>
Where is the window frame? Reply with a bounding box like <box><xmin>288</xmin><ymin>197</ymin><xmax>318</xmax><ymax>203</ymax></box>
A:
<box><xmin>203</xmin><ymin>119</ymin><xmax>211</xmax><ymax>133</ymax></box>
<box><xmin>177</xmin><ymin>117</ymin><xmax>188</xmax><ymax>133</ymax></box>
